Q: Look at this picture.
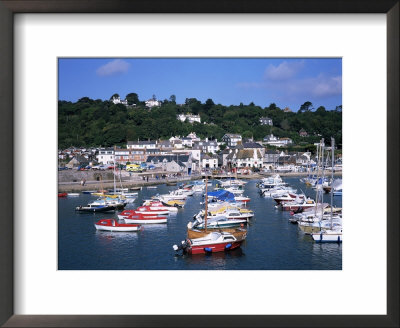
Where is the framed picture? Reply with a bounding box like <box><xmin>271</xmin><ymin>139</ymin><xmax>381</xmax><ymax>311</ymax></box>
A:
<box><xmin>1</xmin><ymin>0</ymin><xmax>398</xmax><ymax>327</ymax></box>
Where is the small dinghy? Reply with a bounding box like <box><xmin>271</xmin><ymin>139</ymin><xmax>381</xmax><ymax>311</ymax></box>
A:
<box><xmin>147</xmin><ymin>186</ymin><xmax>158</xmax><ymax>189</ymax></box>
<box><xmin>67</xmin><ymin>193</ymin><xmax>80</xmax><ymax>197</ymax></box>
<box><xmin>94</xmin><ymin>219</ymin><xmax>141</xmax><ymax>232</ymax></box>
<box><xmin>58</xmin><ymin>193</ymin><xmax>67</xmax><ymax>198</ymax></box>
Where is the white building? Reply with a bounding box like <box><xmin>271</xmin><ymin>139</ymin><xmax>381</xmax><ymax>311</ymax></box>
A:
<box><xmin>177</xmin><ymin>114</ymin><xmax>201</xmax><ymax>124</ymax></box>
<box><xmin>145</xmin><ymin>99</ymin><xmax>161</xmax><ymax>108</ymax></box>
<box><xmin>186</xmin><ymin>132</ymin><xmax>201</xmax><ymax>142</ymax></box>
<box><xmin>259</xmin><ymin>117</ymin><xmax>273</xmax><ymax>126</ymax></box>
<box><xmin>172</xmin><ymin>148</ymin><xmax>201</xmax><ymax>162</ymax></box>
<box><xmin>181</xmin><ymin>137</ymin><xmax>194</xmax><ymax>147</ymax></box>
<box><xmin>222</xmin><ymin>134</ymin><xmax>242</xmax><ymax>147</ymax></box>
<box><xmin>127</xmin><ymin>140</ymin><xmax>158</xmax><ymax>149</ymax></box>
<box><xmin>111</xmin><ymin>96</ymin><xmax>128</xmax><ymax>106</ymax></box>
<box><xmin>226</xmin><ymin>149</ymin><xmax>263</xmax><ymax>168</ymax></box>
<box><xmin>173</xmin><ymin>140</ymin><xmax>183</xmax><ymax>149</ymax></box>
<box><xmin>193</xmin><ymin>139</ymin><xmax>219</xmax><ymax>154</ymax></box>
<box><xmin>201</xmin><ymin>153</ymin><xmax>218</xmax><ymax>169</ymax></box>
<box><xmin>263</xmin><ymin>134</ymin><xmax>293</xmax><ymax>147</ymax></box>
<box><xmin>96</xmin><ymin>148</ymin><xmax>114</xmax><ymax>164</ymax></box>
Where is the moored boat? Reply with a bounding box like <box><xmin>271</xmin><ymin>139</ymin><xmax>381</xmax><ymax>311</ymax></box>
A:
<box><xmin>173</xmin><ymin>232</ymin><xmax>244</xmax><ymax>254</ymax></box>
<box><xmin>124</xmin><ymin>213</ymin><xmax>168</xmax><ymax>224</ymax></box>
<box><xmin>281</xmin><ymin>198</ymin><xmax>316</xmax><ymax>211</ymax></box>
<box><xmin>75</xmin><ymin>204</ymin><xmax>115</xmax><ymax>213</ymax></box>
<box><xmin>94</xmin><ymin>218</ymin><xmax>141</xmax><ymax>232</ymax></box>
<box><xmin>187</xmin><ymin>227</ymin><xmax>247</xmax><ymax>240</ymax></box>
<box><xmin>188</xmin><ymin>216</ymin><xmax>247</xmax><ymax>229</ymax></box>
<box><xmin>312</xmin><ymin>228</ymin><xmax>342</xmax><ymax>243</ymax></box>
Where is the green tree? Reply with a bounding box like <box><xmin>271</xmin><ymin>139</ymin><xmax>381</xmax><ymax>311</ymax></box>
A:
<box><xmin>126</xmin><ymin>93</ymin><xmax>139</xmax><ymax>105</ymax></box>
<box><xmin>169</xmin><ymin>94</ymin><xmax>176</xmax><ymax>104</ymax></box>
<box><xmin>299</xmin><ymin>101</ymin><xmax>313</xmax><ymax>113</ymax></box>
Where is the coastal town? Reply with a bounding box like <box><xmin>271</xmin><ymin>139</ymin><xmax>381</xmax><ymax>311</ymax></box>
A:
<box><xmin>58</xmin><ymin>58</ymin><xmax>342</xmax><ymax>269</ymax></box>
<box><xmin>59</xmin><ymin>131</ymin><xmax>342</xmax><ymax>186</ymax></box>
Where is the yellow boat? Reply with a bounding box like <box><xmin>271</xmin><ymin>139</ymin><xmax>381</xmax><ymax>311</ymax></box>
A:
<box><xmin>165</xmin><ymin>199</ymin><xmax>185</xmax><ymax>206</ymax></box>
<box><xmin>91</xmin><ymin>192</ymin><xmax>126</xmax><ymax>199</ymax></box>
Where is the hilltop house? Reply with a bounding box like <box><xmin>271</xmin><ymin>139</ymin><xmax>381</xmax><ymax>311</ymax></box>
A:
<box><xmin>222</xmin><ymin>133</ymin><xmax>242</xmax><ymax>147</ymax></box>
<box><xmin>145</xmin><ymin>99</ymin><xmax>161</xmax><ymax>108</ymax></box>
<box><xmin>111</xmin><ymin>96</ymin><xmax>128</xmax><ymax>106</ymax></box>
<box><xmin>177</xmin><ymin>114</ymin><xmax>201</xmax><ymax>124</ymax></box>
<box><xmin>259</xmin><ymin>117</ymin><xmax>273</xmax><ymax>126</ymax></box>
<box><xmin>263</xmin><ymin>134</ymin><xmax>293</xmax><ymax>147</ymax></box>
<box><xmin>299</xmin><ymin>128</ymin><xmax>308</xmax><ymax>137</ymax></box>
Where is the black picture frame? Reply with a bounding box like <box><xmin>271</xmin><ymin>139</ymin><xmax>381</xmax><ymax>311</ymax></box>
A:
<box><xmin>0</xmin><ymin>1</ymin><xmax>398</xmax><ymax>327</ymax></box>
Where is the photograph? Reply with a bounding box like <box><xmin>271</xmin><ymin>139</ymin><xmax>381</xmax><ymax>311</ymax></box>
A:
<box><xmin>58</xmin><ymin>58</ymin><xmax>343</xmax><ymax>270</ymax></box>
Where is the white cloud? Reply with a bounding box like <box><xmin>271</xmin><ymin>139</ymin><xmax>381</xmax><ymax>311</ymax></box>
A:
<box><xmin>264</xmin><ymin>60</ymin><xmax>304</xmax><ymax>81</ymax></box>
<box><xmin>237</xmin><ymin>73</ymin><xmax>341</xmax><ymax>100</ymax></box>
<box><xmin>96</xmin><ymin>59</ymin><xmax>130</xmax><ymax>76</ymax></box>
<box><xmin>286</xmin><ymin>75</ymin><xmax>342</xmax><ymax>98</ymax></box>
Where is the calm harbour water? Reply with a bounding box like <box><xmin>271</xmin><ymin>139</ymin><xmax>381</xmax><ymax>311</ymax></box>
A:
<box><xmin>58</xmin><ymin>177</ymin><xmax>342</xmax><ymax>270</ymax></box>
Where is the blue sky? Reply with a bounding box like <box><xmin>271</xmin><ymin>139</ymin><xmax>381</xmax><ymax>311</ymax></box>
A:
<box><xmin>58</xmin><ymin>58</ymin><xmax>342</xmax><ymax>111</ymax></box>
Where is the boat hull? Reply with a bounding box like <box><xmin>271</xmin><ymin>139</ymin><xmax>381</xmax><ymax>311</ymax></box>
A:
<box><xmin>94</xmin><ymin>224</ymin><xmax>140</xmax><ymax>232</ymax></box>
<box><xmin>188</xmin><ymin>240</ymin><xmax>243</xmax><ymax>254</ymax></box>
<box><xmin>312</xmin><ymin>232</ymin><xmax>342</xmax><ymax>243</ymax></box>
<box><xmin>76</xmin><ymin>206</ymin><xmax>115</xmax><ymax>213</ymax></box>
<box><xmin>124</xmin><ymin>217</ymin><xmax>167</xmax><ymax>224</ymax></box>
<box><xmin>281</xmin><ymin>204</ymin><xmax>315</xmax><ymax>211</ymax></box>
<box><xmin>187</xmin><ymin>228</ymin><xmax>247</xmax><ymax>240</ymax></box>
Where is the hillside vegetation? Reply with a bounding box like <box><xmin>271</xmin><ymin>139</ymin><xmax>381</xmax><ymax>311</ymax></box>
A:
<box><xmin>58</xmin><ymin>95</ymin><xmax>342</xmax><ymax>150</ymax></box>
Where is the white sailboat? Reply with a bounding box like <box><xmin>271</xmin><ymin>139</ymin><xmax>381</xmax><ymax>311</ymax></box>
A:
<box><xmin>311</xmin><ymin>137</ymin><xmax>342</xmax><ymax>243</ymax></box>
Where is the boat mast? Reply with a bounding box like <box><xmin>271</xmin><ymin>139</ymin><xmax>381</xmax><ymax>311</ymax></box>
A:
<box><xmin>330</xmin><ymin>137</ymin><xmax>335</xmax><ymax>230</ymax></box>
<box><xmin>320</xmin><ymin>139</ymin><xmax>325</xmax><ymax>220</ymax></box>
<box><xmin>314</xmin><ymin>139</ymin><xmax>323</xmax><ymax>217</ymax></box>
<box><xmin>113</xmin><ymin>145</ymin><xmax>117</xmax><ymax>194</ymax></box>
<box><xmin>204</xmin><ymin>175</ymin><xmax>208</xmax><ymax>233</ymax></box>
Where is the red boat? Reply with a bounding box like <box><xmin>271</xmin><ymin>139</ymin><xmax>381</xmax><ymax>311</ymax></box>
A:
<box><xmin>123</xmin><ymin>212</ymin><xmax>168</xmax><ymax>224</ymax></box>
<box><xmin>173</xmin><ymin>176</ymin><xmax>245</xmax><ymax>255</ymax></box>
<box><xmin>58</xmin><ymin>193</ymin><xmax>67</xmax><ymax>198</ymax></box>
<box><xmin>173</xmin><ymin>232</ymin><xmax>243</xmax><ymax>254</ymax></box>
<box><xmin>94</xmin><ymin>219</ymin><xmax>141</xmax><ymax>232</ymax></box>
<box><xmin>118</xmin><ymin>206</ymin><xmax>168</xmax><ymax>218</ymax></box>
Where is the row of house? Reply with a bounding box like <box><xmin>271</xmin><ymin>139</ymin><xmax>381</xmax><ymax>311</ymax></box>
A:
<box><xmin>60</xmin><ymin>127</ymin><xmax>313</xmax><ymax>173</ymax></box>
<box><xmin>60</xmin><ymin>144</ymin><xmax>323</xmax><ymax>173</ymax></box>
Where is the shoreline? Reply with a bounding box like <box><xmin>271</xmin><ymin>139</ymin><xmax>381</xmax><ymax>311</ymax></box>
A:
<box><xmin>58</xmin><ymin>171</ymin><xmax>342</xmax><ymax>192</ymax></box>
